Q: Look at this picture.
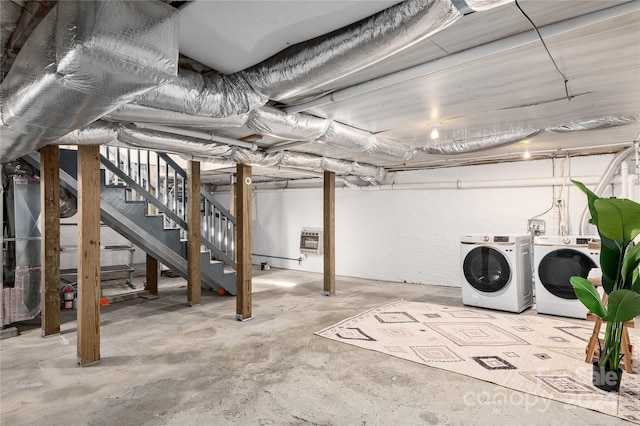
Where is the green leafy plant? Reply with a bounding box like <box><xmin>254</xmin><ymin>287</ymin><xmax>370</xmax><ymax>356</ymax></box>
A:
<box><xmin>569</xmin><ymin>180</ymin><xmax>640</xmax><ymax>372</ymax></box>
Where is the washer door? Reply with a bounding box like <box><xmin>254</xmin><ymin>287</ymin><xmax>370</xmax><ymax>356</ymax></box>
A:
<box><xmin>463</xmin><ymin>246</ymin><xmax>511</xmax><ymax>293</ymax></box>
<box><xmin>538</xmin><ymin>249</ymin><xmax>597</xmax><ymax>299</ymax></box>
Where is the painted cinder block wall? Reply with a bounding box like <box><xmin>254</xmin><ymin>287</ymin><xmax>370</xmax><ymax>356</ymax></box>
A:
<box><xmin>229</xmin><ymin>153</ymin><xmax>638</xmax><ymax>287</ymax></box>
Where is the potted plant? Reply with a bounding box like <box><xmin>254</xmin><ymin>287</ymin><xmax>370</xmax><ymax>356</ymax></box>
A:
<box><xmin>569</xmin><ymin>180</ymin><xmax>640</xmax><ymax>392</ymax></box>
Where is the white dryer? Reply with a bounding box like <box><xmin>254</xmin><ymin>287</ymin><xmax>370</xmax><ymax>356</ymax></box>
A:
<box><xmin>533</xmin><ymin>235</ymin><xmax>600</xmax><ymax>319</ymax></box>
<box><xmin>460</xmin><ymin>234</ymin><xmax>533</xmax><ymax>313</ymax></box>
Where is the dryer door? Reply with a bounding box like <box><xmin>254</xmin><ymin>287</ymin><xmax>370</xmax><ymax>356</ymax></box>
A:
<box><xmin>462</xmin><ymin>246</ymin><xmax>511</xmax><ymax>293</ymax></box>
<box><xmin>537</xmin><ymin>249</ymin><xmax>597</xmax><ymax>299</ymax></box>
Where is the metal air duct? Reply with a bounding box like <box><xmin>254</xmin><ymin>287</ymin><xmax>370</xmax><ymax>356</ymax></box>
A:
<box><xmin>130</xmin><ymin>68</ymin><xmax>268</xmax><ymax>123</ymax></box>
<box><xmin>422</xmin><ymin>130</ymin><xmax>541</xmax><ymax>155</ymax></box>
<box><xmin>247</xmin><ymin>106</ymin><xmax>417</xmax><ymax>161</ymax></box>
<box><xmin>0</xmin><ymin>1</ymin><xmax>179</xmax><ymax>163</ymax></box>
<box><xmin>54</xmin><ymin>121</ymin><xmax>388</xmax><ymax>183</ymax></box>
<box><xmin>546</xmin><ymin>116</ymin><xmax>638</xmax><ymax>133</ymax></box>
<box><xmin>105</xmin><ymin>104</ymin><xmax>247</xmax><ymax>128</ymax></box>
<box><xmin>240</xmin><ymin>0</ymin><xmax>462</xmax><ymax>102</ymax></box>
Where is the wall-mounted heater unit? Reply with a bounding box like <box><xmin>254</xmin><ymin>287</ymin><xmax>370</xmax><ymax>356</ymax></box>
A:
<box><xmin>300</xmin><ymin>228</ymin><xmax>323</xmax><ymax>255</ymax></box>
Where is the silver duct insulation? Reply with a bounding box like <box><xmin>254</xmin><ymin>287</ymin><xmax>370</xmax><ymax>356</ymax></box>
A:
<box><xmin>117</xmin><ymin>126</ymin><xmax>232</xmax><ymax>158</ymax></box>
<box><xmin>230</xmin><ymin>148</ymin><xmax>282</xmax><ymax>167</ymax></box>
<box><xmin>248</xmin><ymin>106</ymin><xmax>417</xmax><ymax>161</ymax></box>
<box><xmin>0</xmin><ymin>1</ymin><xmax>179</xmax><ymax>163</ymax></box>
<box><xmin>132</xmin><ymin>69</ymin><xmax>268</xmax><ymax>120</ymax></box>
<box><xmin>59</xmin><ymin>187</ymin><xmax>77</xmax><ymax>218</ymax></box>
<box><xmin>247</xmin><ymin>106</ymin><xmax>329</xmax><ymax>140</ymax></box>
<box><xmin>114</xmin><ymin>103</ymin><xmax>417</xmax><ymax>162</ymax></box>
<box><xmin>422</xmin><ymin>130</ymin><xmax>541</xmax><ymax>155</ymax></box>
<box><xmin>545</xmin><ymin>116</ymin><xmax>638</xmax><ymax>133</ymax></box>
<box><xmin>464</xmin><ymin>0</ymin><xmax>514</xmax><ymax>12</ymax></box>
<box><xmin>0</xmin><ymin>0</ymin><xmax>24</xmax><ymax>60</ymax></box>
<box><xmin>105</xmin><ymin>104</ymin><xmax>249</xmax><ymax>128</ymax></box>
<box><xmin>53</xmin><ymin>121</ymin><xmax>120</xmax><ymax>146</ymax></box>
<box><xmin>320</xmin><ymin>121</ymin><xmax>375</xmax><ymax>152</ymax></box>
<box><xmin>240</xmin><ymin>0</ymin><xmax>462</xmax><ymax>101</ymax></box>
<box><xmin>57</xmin><ymin>122</ymin><xmax>387</xmax><ymax>182</ymax></box>
<box><xmin>368</xmin><ymin>138</ymin><xmax>418</xmax><ymax>161</ymax></box>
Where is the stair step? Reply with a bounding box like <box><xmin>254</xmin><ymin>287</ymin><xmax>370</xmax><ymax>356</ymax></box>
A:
<box><xmin>52</xmin><ymin>148</ymin><xmax>238</xmax><ymax>295</ymax></box>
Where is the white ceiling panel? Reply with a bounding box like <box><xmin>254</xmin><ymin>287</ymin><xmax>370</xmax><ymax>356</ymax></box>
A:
<box><xmin>179</xmin><ymin>0</ymin><xmax>402</xmax><ymax>74</ymax></box>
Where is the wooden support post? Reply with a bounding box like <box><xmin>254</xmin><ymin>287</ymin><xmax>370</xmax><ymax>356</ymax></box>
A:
<box><xmin>187</xmin><ymin>160</ymin><xmax>201</xmax><ymax>306</ymax></box>
<box><xmin>145</xmin><ymin>254</ymin><xmax>158</xmax><ymax>296</ymax></box>
<box><xmin>40</xmin><ymin>145</ymin><xmax>61</xmax><ymax>336</ymax></box>
<box><xmin>236</xmin><ymin>164</ymin><xmax>252</xmax><ymax>320</ymax></box>
<box><xmin>323</xmin><ymin>171</ymin><xmax>335</xmax><ymax>295</ymax></box>
<box><xmin>77</xmin><ymin>145</ymin><xmax>101</xmax><ymax>366</ymax></box>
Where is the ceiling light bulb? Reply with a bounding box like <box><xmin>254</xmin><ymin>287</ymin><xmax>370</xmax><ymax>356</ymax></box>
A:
<box><xmin>523</xmin><ymin>150</ymin><xmax>531</xmax><ymax>159</ymax></box>
<box><xmin>429</xmin><ymin>122</ymin><xmax>441</xmax><ymax>140</ymax></box>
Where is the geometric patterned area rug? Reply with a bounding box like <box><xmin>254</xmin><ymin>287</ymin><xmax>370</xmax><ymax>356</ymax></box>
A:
<box><xmin>315</xmin><ymin>300</ymin><xmax>640</xmax><ymax>423</ymax></box>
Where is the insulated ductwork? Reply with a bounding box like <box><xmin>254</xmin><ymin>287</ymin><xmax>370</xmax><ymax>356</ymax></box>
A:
<box><xmin>59</xmin><ymin>187</ymin><xmax>77</xmax><ymax>218</ymax></box>
<box><xmin>247</xmin><ymin>106</ymin><xmax>417</xmax><ymax>161</ymax></box>
<box><xmin>131</xmin><ymin>69</ymin><xmax>268</xmax><ymax>124</ymax></box>
<box><xmin>422</xmin><ymin>130</ymin><xmax>541</xmax><ymax>155</ymax></box>
<box><xmin>55</xmin><ymin>121</ymin><xmax>387</xmax><ymax>183</ymax></box>
<box><xmin>320</xmin><ymin>122</ymin><xmax>417</xmax><ymax>161</ymax></box>
<box><xmin>0</xmin><ymin>0</ymin><xmax>25</xmax><ymax>63</ymax></box>
<box><xmin>118</xmin><ymin>126</ymin><xmax>233</xmax><ymax>159</ymax></box>
<box><xmin>463</xmin><ymin>0</ymin><xmax>514</xmax><ymax>12</ymax></box>
<box><xmin>53</xmin><ymin>121</ymin><xmax>120</xmax><ymax>146</ymax></box>
<box><xmin>105</xmin><ymin>104</ymin><xmax>247</xmax><ymax>128</ymax></box>
<box><xmin>545</xmin><ymin>116</ymin><xmax>638</xmax><ymax>133</ymax></box>
<box><xmin>240</xmin><ymin>0</ymin><xmax>463</xmax><ymax>102</ymax></box>
<box><xmin>97</xmin><ymin>0</ymin><xmax>510</xmax><ymax>164</ymax></box>
<box><xmin>247</xmin><ymin>106</ymin><xmax>329</xmax><ymax>140</ymax></box>
<box><xmin>0</xmin><ymin>1</ymin><xmax>179</xmax><ymax>163</ymax></box>
<box><xmin>1</xmin><ymin>0</ymin><xmax>518</xmax><ymax>170</ymax></box>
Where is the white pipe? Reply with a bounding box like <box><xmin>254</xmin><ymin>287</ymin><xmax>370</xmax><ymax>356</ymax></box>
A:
<box><xmin>133</xmin><ymin>122</ymin><xmax>259</xmax><ymax>151</ymax></box>
<box><xmin>579</xmin><ymin>146</ymin><xmax>635</xmax><ymax>234</ymax></box>
<box><xmin>214</xmin><ymin>175</ymin><xmax>607</xmax><ymax>193</ymax></box>
<box><xmin>622</xmin><ymin>160</ymin><xmax>629</xmax><ymax>198</ymax></box>
<box><xmin>284</xmin><ymin>1</ymin><xmax>640</xmax><ymax>114</ymax></box>
<box><xmin>553</xmin><ymin>203</ymin><xmax>561</xmax><ymax>236</ymax></box>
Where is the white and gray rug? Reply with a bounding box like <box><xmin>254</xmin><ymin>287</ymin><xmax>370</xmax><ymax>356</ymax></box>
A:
<box><xmin>316</xmin><ymin>300</ymin><xmax>640</xmax><ymax>424</ymax></box>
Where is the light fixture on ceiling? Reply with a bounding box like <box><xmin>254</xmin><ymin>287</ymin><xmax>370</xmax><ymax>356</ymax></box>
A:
<box><xmin>523</xmin><ymin>149</ymin><xmax>531</xmax><ymax>159</ymax></box>
<box><xmin>429</xmin><ymin>122</ymin><xmax>441</xmax><ymax>139</ymax></box>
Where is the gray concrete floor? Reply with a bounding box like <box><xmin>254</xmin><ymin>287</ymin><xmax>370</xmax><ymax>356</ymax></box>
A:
<box><xmin>0</xmin><ymin>268</ymin><xmax>633</xmax><ymax>425</ymax></box>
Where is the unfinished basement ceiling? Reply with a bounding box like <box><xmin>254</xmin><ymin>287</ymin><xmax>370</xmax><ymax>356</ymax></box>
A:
<box><xmin>178</xmin><ymin>1</ymin><xmax>404</xmax><ymax>74</ymax></box>
<box><xmin>1</xmin><ymin>0</ymin><xmax>639</xmax><ymax>186</ymax></box>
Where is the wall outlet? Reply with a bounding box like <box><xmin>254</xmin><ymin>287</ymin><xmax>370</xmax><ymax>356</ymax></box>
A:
<box><xmin>529</xmin><ymin>219</ymin><xmax>545</xmax><ymax>235</ymax></box>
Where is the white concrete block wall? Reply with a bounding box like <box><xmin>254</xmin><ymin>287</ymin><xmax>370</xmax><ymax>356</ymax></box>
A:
<box><xmin>232</xmin><ymin>154</ymin><xmax>631</xmax><ymax>287</ymax></box>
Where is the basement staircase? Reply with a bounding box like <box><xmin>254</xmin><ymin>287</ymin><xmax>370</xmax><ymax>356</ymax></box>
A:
<box><xmin>25</xmin><ymin>147</ymin><xmax>237</xmax><ymax>295</ymax></box>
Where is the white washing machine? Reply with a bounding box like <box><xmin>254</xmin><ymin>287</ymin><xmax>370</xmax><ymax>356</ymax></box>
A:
<box><xmin>460</xmin><ymin>234</ymin><xmax>533</xmax><ymax>313</ymax></box>
<box><xmin>533</xmin><ymin>235</ymin><xmax>600</xmax><ymax>319</ymax></box>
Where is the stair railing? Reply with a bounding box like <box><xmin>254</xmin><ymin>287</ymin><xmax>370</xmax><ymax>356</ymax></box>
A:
<box><xmin>101</xmin><ymin>146</ymin><xmax>236</xmax><ymax>269</ymax></box>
